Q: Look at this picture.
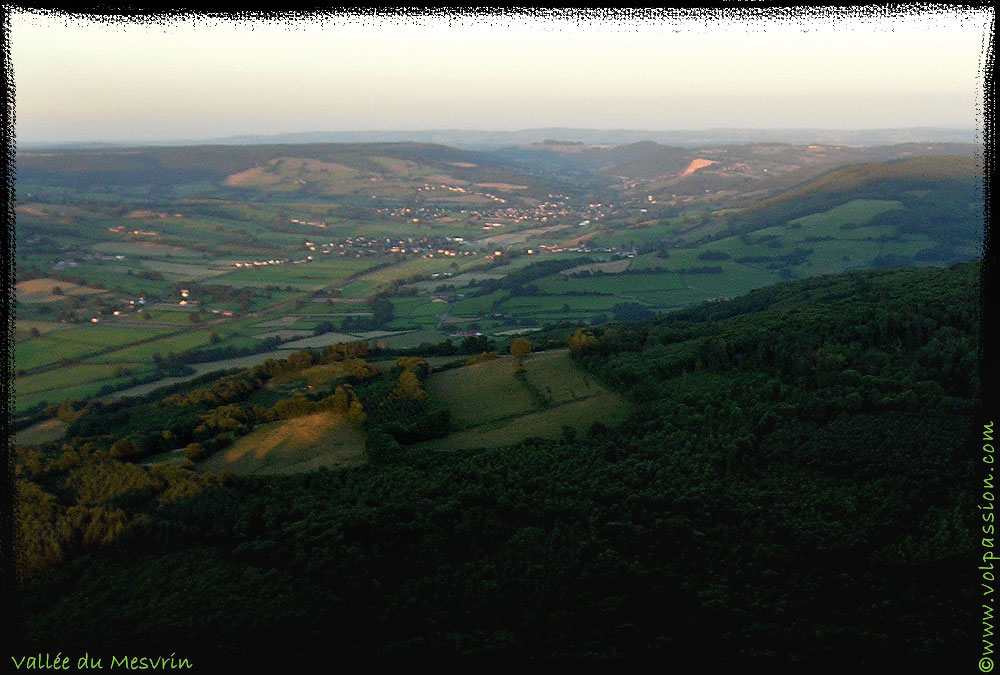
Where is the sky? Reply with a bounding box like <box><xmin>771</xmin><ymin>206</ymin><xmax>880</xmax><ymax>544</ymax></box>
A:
<box><xmin>9</xmin><ymin>8</ymin><xmax>993</xmax><ymax>144</ymax></box>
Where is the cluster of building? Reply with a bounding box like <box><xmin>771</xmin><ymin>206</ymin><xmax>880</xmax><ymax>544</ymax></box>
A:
<box><xmin>88</xmin><ymin>295</ymin><xmax>147</xmax><ymax>323</ymax></box>
<box><xmin>372</xmin><ymin>193</ymin><xmax>588</xmax><ymax>229</ymax></box>
<box><xmin>297</xmin><ymin>235</ymin><xmax>478</xmax><ymax>260</ymax></box>
<box><xmin>107</xmin><ymin>225</ymin><xmax>158</xmax><ymax>236</ymax></box>
<box><xmin>416</xmin><ymin>183</ymin><xmax>469</xmax><ymax>195</ymax></box>
<box><xmin>53</xmin><ymin>253</ymin><xmax>125</xmax><ymax>270</ymax></box>
<box><xmin>232</xmin><ymin>256</ymin><xmax>314</xmax><ymax>269</ymax></box>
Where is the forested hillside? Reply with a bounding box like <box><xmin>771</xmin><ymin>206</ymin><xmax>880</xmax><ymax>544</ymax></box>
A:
<box><xmin>14</xmin><ymin>262</ymin><xmax>980</xmax><ymax>667</ymax></box>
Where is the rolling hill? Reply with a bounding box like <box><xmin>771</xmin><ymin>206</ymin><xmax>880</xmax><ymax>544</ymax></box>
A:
<box><xmin>728</xmin><ymin>155</ymin><xmax>983</xmax><ymax>260</ymax></box>
<box><xmin>13</xmin><ymin>261</ymin><xmax>981</xmax><ymax>667</ymax></box>
<box><xmin>16</xmin><ymin>142</ymin><xmax>574</xmax><ymax>202</ymax></box>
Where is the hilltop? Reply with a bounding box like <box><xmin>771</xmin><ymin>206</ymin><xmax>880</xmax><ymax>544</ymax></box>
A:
<box><xmin>735</xmin><ymin>153</ymin><xmax>981</xmax><ymax>218</ymax></box>
<box><xmin>16</xmin><ymin>142</ymin><xmax>571</xmax><ymax>203</ymax></box>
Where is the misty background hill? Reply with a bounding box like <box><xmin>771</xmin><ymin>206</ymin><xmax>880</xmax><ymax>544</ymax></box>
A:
<box><xmin>18</xmin><ymin>127</ymin><xmax>979</xmax><ymax>151</ymax></box>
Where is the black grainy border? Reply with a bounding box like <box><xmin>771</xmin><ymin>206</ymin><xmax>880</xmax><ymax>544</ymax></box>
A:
<box><xmin>981</xmin><ymin>8</ymin><xmax>997</xmax><ymax>420</ymax></box>
<box><xmin>980</xmin><ymin>5</ymin><xmax>998</xmax><ymax>667</ymax></box>
<box><xmin>2</xmin><ymin>0</ymin><xmax>16</xmax><ymax>651</ymax></box>
<box><xmin>0</xmin><ymin>3</ymin><xmax>994</xmax><ymax>670</ymax></box>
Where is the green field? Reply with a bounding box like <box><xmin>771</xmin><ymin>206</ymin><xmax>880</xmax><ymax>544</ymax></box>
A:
<box><xmin>268</xmin><ymin>359</ymin><xmax>382</xmax><ymax>390</ymax></box>
<box><xmin>420</xmin><ymin>350</ymin><xmax>629</xmax><ymax>451</ymax></box>
<box><xmin>16</xmin><ymin>372</ymin><xmax>138</xmax><ymax>413</ymax></box>
<box><xmin>210</xmin><ymin>258</ymin><xmax>379</xmax><ymax>289</ymax></box>
<box><xmin>378</xmin><ymin>329</ymin><xmax>451</xmax><ymax>349</ymax></box>
<box><xmin>500</xmin><ymin>294</ymin><xmax>625</xmax><ymax>314</ymax></box>
<box><xmin>16</xmin><ymin>337</ymin><xmax>104</xmax><ymax>371</ymax></box>
<box><xmin>391</xmin><ymin>296</ymin><xmax>446</xmax><ymax>320</ymax></box>
<box><xmin>422</xmin><ymin>395</ymin><xmax>626</xmax><ymax>452</ymax></box>
<box><xmin>13</xmin><ymin>320</ymin><xmax>72</xmax><ymax>340</ymax></box>
<box><xmin>91</xmin><ymin>240</ymin><xmax>205</xmax><ymax>258</ymax></box>
<box><xmin>119</xmin><ymin>307</ymin><xmax>202</xmax><ymax>325</ymax></box>
<box><xmin>89</xmin><ymin>331</ymin><xmax>217</xmax><ymax>362</ymax></box>
<box><xmin>340</xmin><ymin>255</ymin><xmax>483</xmax><ymax>298</ymax></box>
<box><xmin>449</xmin><ymin>290</ymin><xmax>508</xmax><ymax>316</ymax></box>
<box><xmin>520</xmin><ymin>348</ymin><xmax>612</xmax><ymax>402</ymax></box>
<box><xmin>45</xmin><ymin>324</ymin><xmax>173</xmax><ymax>348</ymax></box>
<box><xmin>17</xmin><ymin>363</ymin><xmax>126</xmax><ymax>397</ymax></box>
<box><xmin>629</xmin><ymin>248</ymin><xmax>705</xmax><ymax>270</ymax></box>
<box><xmin>277</xmin><ymin>332</ymin><xmax>382</xmax><ymax>350</ymax></box>
<box><xmin>287</xmin><ymin>302</ymin><xmax>374</xmax><ymax>315</ymax></box>
<box><xmin>137</xmin><ymin>259</ymin><xmax>231</xmax><ymax>281</ymax></box>
<box><xmin>789</xmin><ymin>199</ymin><xmax>903</xmax><ymax>229</ymax></box>
<box><xmin>425</xmin><ymin>356</ymin><xmax>535</xmax><ymax>429</ymax></box>
<box><xmin>587</xmin><ymin>222</ymin><xmax>680</xmax><ymax>249</ymax></box>
<box><xmin>536</xmin><ymin>272</ymin><xmax>687</xmax><ymax>297</ymax></box>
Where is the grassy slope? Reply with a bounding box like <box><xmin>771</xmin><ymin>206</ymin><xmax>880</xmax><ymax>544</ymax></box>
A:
<box><xmin>199</xmin><ymin>411</ymin><xmax>365</xmax><ymax>475</ymax></box>
<box><xmin>420</xmin><ymin>350</ymin><xmax>629</xmax><ymax>451</ymax></box>
<box><xmin>735</xmin><ymin>154</ymin><xmax>980</xmax><ymax>223</ymax></box>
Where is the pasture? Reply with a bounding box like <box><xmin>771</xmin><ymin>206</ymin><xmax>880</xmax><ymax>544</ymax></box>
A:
<box><xmin>268</xmin><ymin>358</ymin><xmax>383</xmax><ymax>390</ymax></box>
<box><xmin>425</xmin><ymin>356</ymin><xmax>537</xmax><ymax>429</ymax></box>
<box><xmin>13</xmin><ymin>418</ymin><xmax>68</xmax><ymax>446</ymax></box>
<box><xmin>421</xmin><ymin>350</ymin><xmax>629</xmax><ymax>451</ymax></box>
<box><xmin>16</xmin><ymin>367</ymin><xmax>138</xmax><ymax>413</ymax></box>
<box><xmin>89</xmin><ymin>331</ymin><xmax>217</xmax><ymax>362</ymax></box>
<box><xmin>421</xmin><ymin>395</ymin><xmax>627</xmax><ymax>452</ymax></box>
<box><xmin>209</xmin><ymin>257</ymin><xmax>378</xmax><ymax>290</ymax></box>
<box><xmin>14</xmin><ymin>320</ymin><xmax>71</xmax><ymax>342</ymax></box>
<box><xmin>45</xmin><ymin>324</ymin><xmax>173</xmax><ymax>348</ymax></box>
<box><xmin>377</xmin><ymin>329</ymin><xmax>450</xmax><ymax>349</ymax></box>
<box><xmin>16</xmin><ymin>278</ymin><xmax>107</xmax><ymax>303</ymax></box>
<box><xmin>198</xmin><ymin>411</ymin><xmax>366</xmax><ymax>475</ymax></box>
<box><xmin>16</xmin><ymin>337</ymin><xmax>104</xmax><ymax>371</ymax></box>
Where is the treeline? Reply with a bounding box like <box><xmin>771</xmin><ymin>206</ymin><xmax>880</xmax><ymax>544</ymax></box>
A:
<box><xmin>470</xmin><ymin>256</ymin><xmax>595</xmax><ymax>296</ymax></box>
<box><xmin>340</xmin><ymin>297</ymin><xmax>395</xmax><ymax>331</ymax></box>
<box><xmin>24</xmin><ymin>336</ymin><xmax>453</xmax><ymax>473</ymax></box>
<box><xmin>59</xmin><ymin>342</ymin><xmax>376</xmax><ymax>461</ymax></box>
<box><xmin>77</xmin><ymin>336</ymin><xmax>290</xmax><ymax>404</ymax></box>
<box><xmin>733</xmin><ymin>161</ymin><xmax>980</xmax><ymax>226</ymax></box>
<box><xmin>867</xmin><ymin>184</ymin><xmax>982</xmax><ymax>247</ymax></box>
<box><xmin>366</xmin><ymin>334</ymin><xmax>498</xmax><ymax>359</ymax></box>
<box><xmin>12</xmin><ymin>343</ymin><xmax>452</xmax><ymax>581</ymax></box>
<box><xmin>362</xmin><ymin>357</ymin><xmax>452</xmax><ymax>461</ymax></box>
<box><xmin>566</xmin><ymin>264</ymin><xmax>727</xmax><ymax>280</ymax></box>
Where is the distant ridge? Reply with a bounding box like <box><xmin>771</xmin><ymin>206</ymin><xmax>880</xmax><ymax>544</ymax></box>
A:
<box><xmin>20</xmin><ymin>127</ymin><xmax>978</xmax><ymax>151</ymax></box>
<box><xmin>734</xmin><ymin>154</ymin><xmax>982</xmax><ymax>225</ymax></box>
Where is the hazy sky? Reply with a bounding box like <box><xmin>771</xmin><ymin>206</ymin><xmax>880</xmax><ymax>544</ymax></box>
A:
<box><xmin>9</xmin><ymin>8</ymin><xmax>992</xmax><ymax>143</ymax></box>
